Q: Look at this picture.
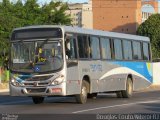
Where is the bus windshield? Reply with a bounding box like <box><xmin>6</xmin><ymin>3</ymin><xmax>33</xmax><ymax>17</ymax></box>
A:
<box><xmin>11</xmin><ymin>41</ymin><xmax>63</xmax><ymax>73</ymax></box>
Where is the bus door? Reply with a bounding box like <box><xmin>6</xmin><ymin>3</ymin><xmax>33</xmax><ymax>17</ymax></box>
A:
<box><xmin>65</xmin><ymin>34</ymin><xmax>80</xmax><ymax>95</ymax></box>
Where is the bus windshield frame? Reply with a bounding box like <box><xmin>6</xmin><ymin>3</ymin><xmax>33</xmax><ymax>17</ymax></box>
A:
<box><xmin>10</xmin><ymin>28</ymin><xmax>64</xmax><ymax>74</ymax></box>
<box><xmin>11</xmin><ymin>28</ymin><xmax>62</xmax><ymax>40</ymax></box>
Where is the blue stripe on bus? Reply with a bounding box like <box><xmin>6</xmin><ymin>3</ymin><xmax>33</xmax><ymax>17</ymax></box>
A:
<box><xmin>111</xmin><ymin>61</ymin><xmax>153</xmax><ymax>83</ymax></box>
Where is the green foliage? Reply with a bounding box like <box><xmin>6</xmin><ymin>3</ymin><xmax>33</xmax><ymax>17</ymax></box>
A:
<box><xmin>0</xmin><ymin>0</ymin><xmax>71</xmax><ymax>67</ymax></box>
<box><xmin>1</xmin><ymin>70</ymin><xmax>10</xmax><ymax>82</ymax></box>
<box><xmin>137</xmin><ymin>14</ymin><xmax>160</xmax><ymax>59</ymax></box>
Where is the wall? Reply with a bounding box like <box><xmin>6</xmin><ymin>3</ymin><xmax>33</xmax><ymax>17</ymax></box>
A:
<box><xmin>92</xmin><ymin>0</ymin><xmax>141</xmax><ymax>34</ymax></box>
<box><xmin>153</xmin><ymin>63</ymin><xmax>160</xmax><ymax>85</ymax></box>
<box><xmin>82</xmin><ymin>10</ymin><xmax>93</xmax><ymax>28</ymax></box>
<box><xmin>92</xmin><ymin>0</ymin><xmax>158</xmax><ymax>34</ymax></box>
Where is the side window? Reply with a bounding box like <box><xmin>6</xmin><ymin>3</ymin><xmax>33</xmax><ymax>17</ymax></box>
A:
<box><xmin>132</xmin><ymin>41</ymin><xmax>142</xmax><ymax>60</ymax></box>
<box><xmin>100</xmin><ymin>37</ymin><xmax>111</xmax><ymax>59</ymax></box>
<box><xmin>77</xmin><ymin>35</ymin><xmax>89</xmax><ymax>59</ymax></box>
<box><xmin>123</xmin><ymin>40</ymin><xmax>132</xmax><ymax>60</ymax></box>
<box><xmin>114</xmin><ymin>39</ymin><xmax>123</xmax><ymax>60</ymax></box>
<box><xmin>89</xmin><ymin>36</ymin><xmax>100</xmax><ymax>59</ymax></box>
<box><xmin>65</xmin><ymin>37</ymin><xmax>77</xmax><ymax>59</ymax></box>
<box><xmin>143</xmin><ymin>42</ymin><xmax>150</xmax><ymax>60</ymax></box>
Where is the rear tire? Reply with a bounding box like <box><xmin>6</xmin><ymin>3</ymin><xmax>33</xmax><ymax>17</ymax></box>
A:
<box><xmin>122</xmin><ymin>78</ymin><xmax>133</xmax><ymax>98</ymax></box>
<box><xmin>88</xmin><ymin>93</ymin><xmax>97</xmax><ymax>99</ymax></box>
<box><xmin>76</xmin><ymin>81</ymin><xmax>88</xmax><ymax>104</ymax></box>
<box><xmin>32</xmin><ymin>97</ymin><xmax>44</xmax><ymax>104</ymax></box>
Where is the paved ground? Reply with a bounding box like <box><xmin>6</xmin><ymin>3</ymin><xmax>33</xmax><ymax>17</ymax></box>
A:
<box><xmin>0</xmin><ymin>88</ymin><xmax>160</xmax><ymax>120</ymax></box>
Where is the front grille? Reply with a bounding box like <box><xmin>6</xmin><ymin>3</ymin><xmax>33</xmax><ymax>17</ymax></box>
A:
<box><xmin>24</xmin><ymin>83</ymin><xmax>33</xmax><ymax>86</ymax></box>
<box><xmin>26</xmin><ymin>88</ymin><xmax>46</xmax><ymax>93</ymax></box>
<box><xmin>25</xmin><ymin>75</ymin><xmax>53</xmax><ymax>81</ymax></box>
<box><xmin>38</xmin><ymin>82</ymin><xmax>49</xmax><ymax>86</ymax></box>
<box><xmin>24</xmin><ymin>82</ymin><xmax>49</xmax><ymax>87</ymax></box>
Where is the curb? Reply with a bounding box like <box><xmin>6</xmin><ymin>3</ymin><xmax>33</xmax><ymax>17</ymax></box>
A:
<box><xmin>0</xmin><ymin>89</ymin><xmax>9</xmax><ymax>93</ymax></box>
<box><xmin>137</xmin><ymin>84</ymin><xmax>160</xmax><ymax>92</ymax></box>
<box><xmin>147</xmin><ymin>84</ymin><xmax>160</xmax><ymax>89</ymax></box>
<box><xmin>0</xmin><ymin>82</ymin><xmax>9</xmax><ymax>92</ymax></box>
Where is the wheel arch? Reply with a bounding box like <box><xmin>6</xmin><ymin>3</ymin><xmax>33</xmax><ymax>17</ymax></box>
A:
<box><xmin>126</xmin><ymin>74</ymin><xmax>134</xmax><ymax>90</ymax></box>
<box><xmin>82</xmin><ymin>75</ymin><xmax>91</xmax><ymax>93</ymax></box>
<box><xmin>127</xmin><ymin>74</ymin><xmax>133</xmax><ymax>81</ymax></box>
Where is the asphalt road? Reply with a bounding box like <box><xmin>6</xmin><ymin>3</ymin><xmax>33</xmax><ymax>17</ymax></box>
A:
<box><xmin>0</xmin><ymin>90</ymin><xmax>160</xmax><ymax>120</ymax></box>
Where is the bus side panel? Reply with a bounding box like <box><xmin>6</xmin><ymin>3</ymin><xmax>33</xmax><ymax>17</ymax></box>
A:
<box><xmin>111</xmin><ymin>61</ymin><xmax>153</xmax><ymax>91</ymax></box>
<box><xmin>133</xmin><ymin>75</ymin><xmax>151</xmax><ymax>91</ymax></box>
<box><xmin>99</xmin><ymin>62</ymin><xmax>126</xmax><ymax>92</ymax></box>
<box><xmin>78</xmin><ymin>61</ymin><xmax>100</xmax><ymax>93</ymax></box>
<box><xmin>133</xmin><ymin>62</ymin><xmax>153</xmax><ymax>91</ymax></box>
<box><xmin>99</xmin><ymin>74</ymin><xmax>126</xmax><ymax>92</ymax></box>
<box><xmin>66</xmin><ymin>61</ymin><xmax>152</xmax><ymax>95</ymax></box>
<box><xmin>77</xmin><ymin>61</ymin><xmax>126</xmax><ymax>93</ymax></box>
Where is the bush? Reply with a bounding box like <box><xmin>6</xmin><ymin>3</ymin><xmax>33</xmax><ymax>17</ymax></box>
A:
<box><xmin>0</xmin><ymin>67</ymin><xmax>9</xmax><ymax>83</ymax></box>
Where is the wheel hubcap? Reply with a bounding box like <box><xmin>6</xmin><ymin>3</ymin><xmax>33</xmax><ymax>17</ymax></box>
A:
<box><xmin>128</xmin><ymin>81</ymin><xmax>132</xmax><ymax>95</ymax></box>
<box><xmin>82</xmin><ymin>86</ymin><xmax>87</xmax><ymax>99</ymax></box>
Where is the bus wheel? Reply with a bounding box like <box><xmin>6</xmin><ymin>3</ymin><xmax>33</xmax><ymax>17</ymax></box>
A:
<box><xmin>122</xmin><ymin>78</ymin><xmax>133</xmax><ymax>98</ymax></box>
<box><xmin>88</xmin><ymin>93</ymin><xmax>97</xmax><ymax>99</ymax></box>
<box><xmin>32</xmin><ymin>96</ymin><xmax>44</xmax><ymax>104</ymax></box>
<box><xmin>76</xmin><ymin>81</ymin><xmax>88</xmax><ymax>104</ymax></box>
<box><xmin>116</xmin><ymin>91</ymin><xmax>123</xmax><ymax>98</ymax></box>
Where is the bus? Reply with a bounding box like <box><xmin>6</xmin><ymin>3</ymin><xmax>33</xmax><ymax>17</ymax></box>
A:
<box><xmin>9</xmin><ymin>25</ymin><xmax>152</xmax><ymax>104</ymax></box>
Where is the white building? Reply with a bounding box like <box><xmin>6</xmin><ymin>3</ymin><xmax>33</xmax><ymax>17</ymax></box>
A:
<box><xmin>66</xmin><ymin>0</ymin><xmax>93</xmax><ymax>29</ymax></box>
<box><xmin>142</xmin><ymin>11</ymin><xmax>152</xmax><ymax>23</ymax></box>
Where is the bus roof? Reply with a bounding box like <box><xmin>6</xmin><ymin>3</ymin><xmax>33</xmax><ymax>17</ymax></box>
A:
<box><xmin>13</xmin><ymin>25</ymin><xmax>150</xmax><ymax>42</ymax></box>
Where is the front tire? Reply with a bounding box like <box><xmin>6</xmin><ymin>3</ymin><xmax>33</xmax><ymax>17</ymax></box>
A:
<box><xmin>32</xmin><ymin>97</ymin><xmax>44</xmax><ymax>104</ymax></box>
<box><xmin>116</xmin><ymin>91</ymin><xmax>123</xmax><ymax>98</ymax></box>
<box><xmin>76</xmin><ymin>81</ymin><xmax>88</xmax><ymax>104</ymax></box>
<box><xmin>122</xmin><ymin>78</ymin><xmax>133</xmax><ymax>98</ymax></box>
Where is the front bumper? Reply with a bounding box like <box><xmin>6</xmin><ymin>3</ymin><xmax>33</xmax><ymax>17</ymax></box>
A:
<box><xmin>9</xmin><ymin>83</ymin><xmax>66</xmax><ymax>96</ymax></box>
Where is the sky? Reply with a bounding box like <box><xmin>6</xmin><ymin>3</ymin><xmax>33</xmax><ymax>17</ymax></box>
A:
<box><xmin>37</xmin><ymin>0</ymin><xmax>89</xmax><ymax>4</ymax></box>
<box><xmin>37</xmin><ymin>0</ymin><xmax>159</xmax><ymax>13</ymax></box>
<box><xmin>0</xmin><ymin>0</ymin><xmax>89</xmax><ymax>4</ymax></box>
<box><xmin>1</xmin><ymin>0</ymin><xmax>160</xmax><ymax>13</ymax></box>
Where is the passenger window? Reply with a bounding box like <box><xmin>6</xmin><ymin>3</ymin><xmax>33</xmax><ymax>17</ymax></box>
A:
<box><xmin>100</xmin><ymin>38</ymin><xmax>111</xmax><ymax>59</ymax></box>
<box><xmin>77</xmin><ymin>35</ymin><xmax>89</xmax><ymax>59</ymax></box>
<box><xmin>65</xmin><ymin>37</ymin><xmax>77</xmax><ymax>59</ymax></box>
<box><xmin>123</xmin><ymin>40</ymin><xmax>132</xmax><ymax>60</ymax></box>
<box><xmin>143</xmin><ymin>42</ymin><xmax>150</xmax><ymax>60</ymax></box>
<box><xmin>132</xmin><ymin>41</ymin><xmax>142</xmax><ymax>60</ymax></box>
<box><xmin>114</xmin><ymin>39</ymin><xmax>123</xmax><ymax>60</ymax></box>
<box><xmin>89</xmin><ymin>36</ymin><xmax>100</xmax><ymax>59</ymax></box>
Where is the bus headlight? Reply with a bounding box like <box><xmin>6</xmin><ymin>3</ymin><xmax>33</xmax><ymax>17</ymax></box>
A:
<box><xmin>51</xmin><ymin>75</ymin><xmax>64</xmax><ymax>85</ymax></box>
<box><xmin>11</xmin><ymin>78</ymin><xmax>21</xmax><ymax>87</ymax></box>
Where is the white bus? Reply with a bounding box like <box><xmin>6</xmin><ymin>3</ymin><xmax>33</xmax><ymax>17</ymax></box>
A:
<box><xmin>9</xmin><ymin>25</ymin><xmax>152</xmax><ymax>104</ymax></box>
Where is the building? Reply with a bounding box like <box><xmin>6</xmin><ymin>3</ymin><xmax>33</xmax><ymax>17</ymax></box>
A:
<box><xmin>66</xmin><ymin>1</ymin><xmax>93</xmax><ymax>29</ymax></box>
<box><xmin>92</xmin><ymin>0</ymin><xmax>158</xmax><ymax>34</ymax></box>
<box><xmin>141</xmin><ymin>0</ymin><xmax>158</xmax><ymax>23</ymax></box>
<box><xmin>142</xmin><ymin>12</ymin><xmax>153</xmax><ymax>23</ymax></box>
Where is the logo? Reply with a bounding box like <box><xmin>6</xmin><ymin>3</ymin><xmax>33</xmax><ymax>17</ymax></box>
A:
<box><xmin>34</xmin><ymin>66</ymin><xmax>40</xmax><ymax>72</ymax></box>
<box><xmin>33</xmin><ymin>82</ymin><xmax>38</xmax><ymax>87</ymax></box>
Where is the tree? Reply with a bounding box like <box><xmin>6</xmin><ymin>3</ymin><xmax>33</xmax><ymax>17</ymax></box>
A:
<box><xmin>137</xmin><ymin>14</ymin><xmax>160</xmax><ymax>59</ymax></box>
<box><xmin>42</xmin><ymin>1</ymin><xmax>71</xmax><ymax>25</ymax></box>
<box><xmin>0</xmin><ymin>0</ymin><xmax>12</xmax><ymax>66</ymax></box>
